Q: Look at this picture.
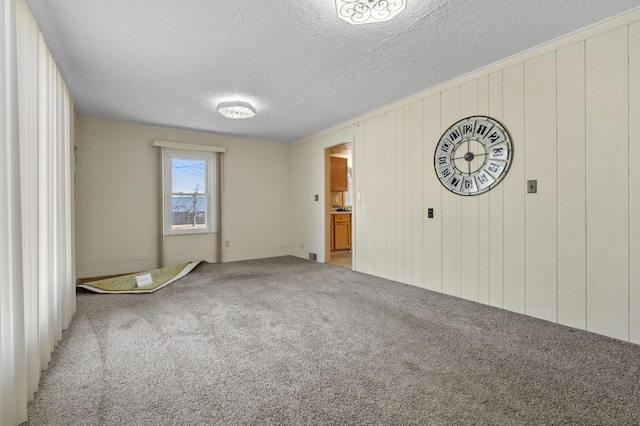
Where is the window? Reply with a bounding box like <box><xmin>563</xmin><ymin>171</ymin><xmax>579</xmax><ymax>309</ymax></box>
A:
<box><xmin>163</xmin><ymin>149</ymin><xmax>216</xmax><ymax>234</ymax></box>
<box><xmin>344</xmin><ymin>166</ymin><xmax>353</xmax><ymax>207</ymax></box>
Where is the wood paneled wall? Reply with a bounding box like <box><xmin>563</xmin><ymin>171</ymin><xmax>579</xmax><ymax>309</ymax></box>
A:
<box><xmin>291</xmin><ymin>12</ymin><xmax>640</xmax><ymax>343</ymax></box>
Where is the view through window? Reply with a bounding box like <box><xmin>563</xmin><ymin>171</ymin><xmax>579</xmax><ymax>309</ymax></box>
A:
<box><xmin>171</xmin><ymin>157</ymin><xmax>207</xmax><ymax>231</ymax></box>
<box><xmin>163</xmin><ymin>148</ymin><xmax>216</xmax><ymax>234</ymax></box>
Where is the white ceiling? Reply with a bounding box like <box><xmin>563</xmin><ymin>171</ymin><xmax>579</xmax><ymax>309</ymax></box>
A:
<box><xmin>26</xmin><ymin>0</ymin><xmax>640</xmax><ymax>144</ymax></box>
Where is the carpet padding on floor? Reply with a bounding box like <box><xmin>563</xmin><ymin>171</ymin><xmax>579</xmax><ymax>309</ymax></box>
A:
<box><xmin>76</xmin><ymin>261</ymin><xmax>200</xmax><ymax>293</ymax></box>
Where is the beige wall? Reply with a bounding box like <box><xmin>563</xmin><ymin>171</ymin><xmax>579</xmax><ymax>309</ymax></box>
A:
<box><xmin>75</xmin><ymin>117</ymin><xmax>291</xmax><ymax>278</ymax></box>
<box><xmin>290</xmin><ymin>10</ymin><xmax>640</xmax><ymax>344</ymax></box>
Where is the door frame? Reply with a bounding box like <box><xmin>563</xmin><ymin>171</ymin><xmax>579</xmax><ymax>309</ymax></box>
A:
<box><xmin>324</xmin><ymin>147</ymin><xmax>332</xmax><ymax>263</ymax></box>
<box><xmin>324</xmin><ymin>140</ymin><xmax>354</xmax><ymax>266</ymax></box>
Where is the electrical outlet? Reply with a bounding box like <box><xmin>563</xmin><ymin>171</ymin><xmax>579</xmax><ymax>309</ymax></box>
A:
<box><xmin>300</xmin><ymin>243</ymin><xmax>304</xmax><ymax>250</ymax></box>
<box><xmin>224</xmin><ymin>240</ymin><xmax>229</xmax><ymax>247</ymax></box>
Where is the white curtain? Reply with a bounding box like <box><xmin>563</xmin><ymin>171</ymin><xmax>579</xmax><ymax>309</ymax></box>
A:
<box><xmin>1</xmin><ymin>1</ymin><xmax>75</xmax><ymax>424</ymax></box>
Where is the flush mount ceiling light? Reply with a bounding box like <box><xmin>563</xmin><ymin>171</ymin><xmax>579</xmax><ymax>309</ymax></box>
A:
<box><xmin>336</xmin><ymin>0</ymin><xmax>406</xmax><ymax>25</ymax></box>
<box><xmin>217</xmin><ymin>101</ymin><xmax>256</xmax><ymax>119</ymax></box>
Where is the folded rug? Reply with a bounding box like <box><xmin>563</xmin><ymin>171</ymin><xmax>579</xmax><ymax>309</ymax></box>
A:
<box><xmin>77</xmin><ymin>261</ymin><xmax>201</xmax><ymax>294</ymax></box>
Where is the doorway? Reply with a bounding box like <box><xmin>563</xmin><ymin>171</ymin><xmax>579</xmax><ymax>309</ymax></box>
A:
<box><xmin>325</xmin><ymin>142</ymin><xmax>353</xmax><ymax>269</ymax></box>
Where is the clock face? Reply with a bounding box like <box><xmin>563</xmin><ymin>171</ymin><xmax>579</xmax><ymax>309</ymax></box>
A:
<box><xmin>434</xmin><ymin>116</ymin><xmax>513</xmax><ymax>196</ymax></box>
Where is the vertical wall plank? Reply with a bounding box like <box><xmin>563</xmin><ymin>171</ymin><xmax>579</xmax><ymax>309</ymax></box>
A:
<box><xmin>364</xmin><ymin>118</ymin><xmax>376</xmax><ymax>274</ymax></box>
<box><xmin>477</xmin><ymin>76</ymin><xmax>491</xmax><ymax>304</ymax></box>
<box><xmin>410</xmin><ymin>101</ymin><xmax>425</xmax><ymax>287</ymax></box>
<box><xmin>488</xmin><ymin>71</ymin><xmax>504</xmax><ymax>308</ymax></box>
<box><xmin>525</xmin><ymin>52</ymin><xmax>558</xmax><ymax>322</ymax></box>
<box><xmin>403</xmin><ymin>106</ymin><xmax>413</xmax><ymax>283</ymax></box>
<box><xmin>460</xmin><ymin>81</ymin><xmax>480</xmax><ymax>302</ymax></box>
<box><xmin>385</xmin><ymin>111</ymin><xmax>398</xmax><ymax>281</ymax></box>
<box><xmin>502</xmin><ymin>63</ymin><xmax>526</xmax><ymax>314</ymax></box>
<box><xmin>423</xmin><ymin>94</ymin><xmax>442</xmax><ymax>293</ymax></box>
<box><xmin>441</xmin><ymin>88</ymin><xmax>462</xmax><ymax>296</ymax></box>
<box><xmin>557</xmin><ymin>41</ymin><xmax>587</xmax><ymax>330</ymax></box>
<box><xmin>354</xmin><ymin>122</ymin><xmax>366</xmax><ymax>272</ymax></box>
<box><xmin>373</xmin><ymin>114</ymin><xmax>387</xmax><ymax>278</ymax></box>
<box><xmin>586</xmin><ymin>27</ymin><xmax>629</xmax><ymax>340</ymax></box>
<box><xmin>395</xmin><ymin>107</ymin><xmax>407</xmax><ymax>284</ymax></box>
<box><xmin>630</xmin><ymin>22</ymin><xmax>640</xmax><ymax>345</ymax></box>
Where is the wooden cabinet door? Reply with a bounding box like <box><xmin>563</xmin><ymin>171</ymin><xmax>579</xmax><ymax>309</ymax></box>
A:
<box><xmin>330</xmin><ymin>157</ymin><xmax>348</xmax><ymax>191</ymax></box>
<box><xmin>332</xmin><ymin>214</ymin><xmax>351</xmax><ymax>250</ymax></box>
<box><xmin>334</xmin><ymin>222</ymin><xmax>350</xmax><ymax>250</ymax></box>
<box><xmin>330</xmin><ymin>215</ymin><xmax>335</xmax><ymax>250</ymax></box>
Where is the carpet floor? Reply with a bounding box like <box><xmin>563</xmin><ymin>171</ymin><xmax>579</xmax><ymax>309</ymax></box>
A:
<box><xmin>25</xmin><ymin>256</ymin><xmax>640</xmax><ymax>425</ymax></box>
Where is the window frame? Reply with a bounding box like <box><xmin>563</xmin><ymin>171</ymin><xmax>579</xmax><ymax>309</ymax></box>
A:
<box><xmin>163</xmin><ymin>148</ymin><xmax>216</xmax><ymax>235</ymax></box>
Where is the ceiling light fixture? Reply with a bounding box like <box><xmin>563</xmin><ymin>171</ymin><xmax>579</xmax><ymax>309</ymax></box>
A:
<box><xmin>217</xmin><ymin>101</ymin><xmax>256</xmax><ymax>119</ymax></box>
<box><xmin>336</xmin><ymin>0</ymin><xmax>406</xmax><ymax>25</ymax></box>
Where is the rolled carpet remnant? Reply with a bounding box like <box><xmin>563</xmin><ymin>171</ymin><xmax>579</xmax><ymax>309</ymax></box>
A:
<box><xmin>77</xmin><ymin>261</ymin><xmax>201</xmax><ymax>294</ymax></box>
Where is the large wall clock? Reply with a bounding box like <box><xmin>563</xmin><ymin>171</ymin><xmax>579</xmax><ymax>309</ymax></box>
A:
<box><xmin>434</xmin><ymin>116</ymin><xmax>513</xmax><ymax>196</ymax></box>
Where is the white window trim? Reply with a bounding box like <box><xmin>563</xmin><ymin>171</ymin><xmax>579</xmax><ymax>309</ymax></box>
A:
<box><xmin>163</xmin><ymin>148</ymin><xmax>217</xmax><ymax>235</ymax></box>
<box><xmin>153</xmin><ymin>139</ymin><xmax>226</xmax><ymax>153</ymax></box>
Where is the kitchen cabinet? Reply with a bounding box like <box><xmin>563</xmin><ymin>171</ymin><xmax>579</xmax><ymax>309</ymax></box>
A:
<box><xmin>330</xmin><ymin>157</ymin><xmax>348</xmax><ymax>191</ymax></box>
<box><xmin>331</xmin><ymin>213</ymin><xmax>351</xmax><ymax>251</ymax></box>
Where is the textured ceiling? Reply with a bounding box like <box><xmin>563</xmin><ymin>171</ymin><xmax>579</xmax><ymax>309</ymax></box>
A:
<box><xmin>26</xmin><ymin>0</ymin><xmax>640</xmax><ymax>144</ymax></box>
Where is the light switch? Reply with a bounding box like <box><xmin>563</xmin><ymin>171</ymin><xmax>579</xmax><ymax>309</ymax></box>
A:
<box><xmin>527</xmin><ymin>180</ymin><xmax>537</xmax><ymax>193</ymax></box>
